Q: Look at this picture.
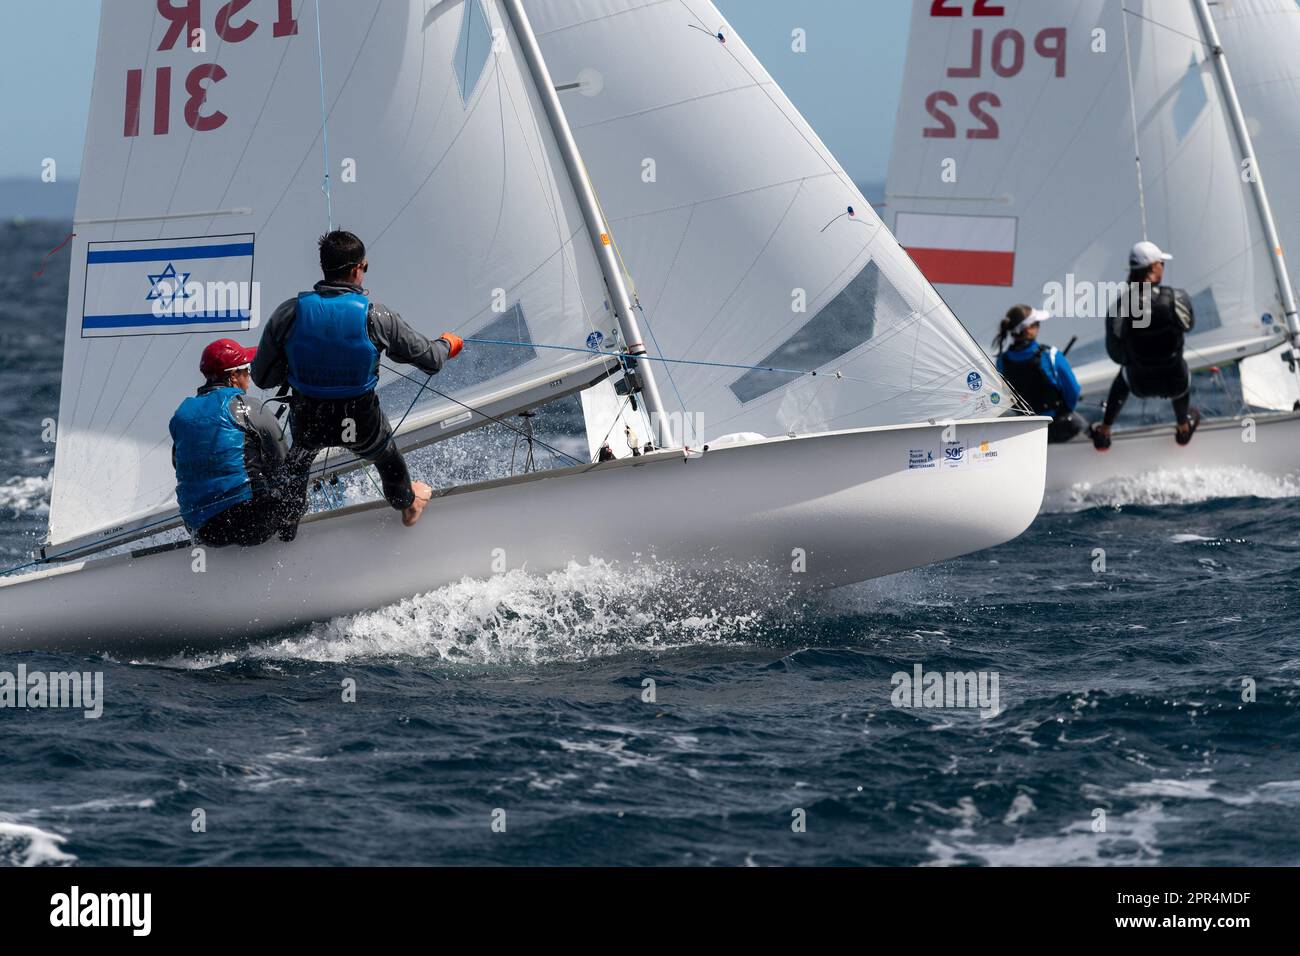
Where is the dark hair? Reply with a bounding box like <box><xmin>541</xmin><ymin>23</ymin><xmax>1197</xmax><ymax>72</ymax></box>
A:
<box><xmin>318</xmin><ymin>230</ymin><xmax>366</xmax><ymax>281</ymax></box>
<box><xmin>991</xmin><ymin>303</ymin><xmax>1034</xmax><ymax>353</ymax></box>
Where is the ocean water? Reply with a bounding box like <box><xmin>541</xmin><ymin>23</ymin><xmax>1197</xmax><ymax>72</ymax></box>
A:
<box><xmin>2</xmin><ymin>220</ymin><xmax>1298</xmax><ymax>867</ymax></box>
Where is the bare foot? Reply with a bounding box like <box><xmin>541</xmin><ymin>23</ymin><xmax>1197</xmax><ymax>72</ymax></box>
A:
<box><xmin>402</xmin><ymin>481</ymin><xmax>433</xmax><ymax>527</ymax></box>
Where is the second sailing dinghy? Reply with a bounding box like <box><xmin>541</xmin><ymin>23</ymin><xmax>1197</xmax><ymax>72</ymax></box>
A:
<box><xmin>887</xmin><ymin>0</ymin><xmax>1300</xmax><ymax>502</ymax></box>
<box><xmin>0</xmin><ymin>0</ymin><xmax>1046</xmax><ymax>650</ymax></box>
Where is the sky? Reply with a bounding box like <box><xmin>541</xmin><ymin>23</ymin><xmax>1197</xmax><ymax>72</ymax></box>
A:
<box><xmin>0</xmin><ymin>0</ymin><xmax>911</xmax><ymax>185</ymax></box>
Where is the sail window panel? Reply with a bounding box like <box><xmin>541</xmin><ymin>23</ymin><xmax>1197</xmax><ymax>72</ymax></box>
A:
<box><xmin>1190</xmin><ymin>287</ymin><xmax>1223</xmax><ymax>336</ymax></box>
<box><xmin>377</xmin><ymin>304</ymin><xmax>535</xmax><ymax>417</ymax></box>
<box><xmin>1173</xmin><ymin>54</ymin><xmax>1209</xmax><ymax>142</ymax></box>
<box><xmin>454</xmin><ymin>0</ymin><xmax>493</xmax><ymax>106</ymax></box>
<box><xmin>729</xmin><ymin>260</ymin><xmax>910</xmax><ymax>404</ymax></box>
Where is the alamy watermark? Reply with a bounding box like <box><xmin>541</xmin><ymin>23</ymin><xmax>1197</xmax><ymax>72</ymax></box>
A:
<box><xmin>891</xmin><ymin>663</ymin><xmax>1001</xmax><ymax>719</ymax></box>
<box><xmin>150</xmin><ymin>277</ymin><xmax>261</xmax><ymax>326</ymax></box>
<box><xmin>1041</xmin><ymin>276</ymin><xmax>1152</xmax><ymax>324</ymax></box>
<box><xmin>0</xmin><ymin>665</ymin><xmax>104</xmax><ymax>719</ymax></box>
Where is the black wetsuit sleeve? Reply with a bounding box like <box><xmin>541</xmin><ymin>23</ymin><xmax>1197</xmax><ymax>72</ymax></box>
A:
<box><xmin>368</xmin><ymin>303</ymin><xmax>452</xmax><ymax>376</ymax></box>
<box><xmin>251</xmin><ymin>297</ymin><xmax>299</xmax><ymax>390</ymax></box>
<box><xmin>230</xmin><ymin>394</ymin><xmax>287</xmax><ymax>486</ymax></box>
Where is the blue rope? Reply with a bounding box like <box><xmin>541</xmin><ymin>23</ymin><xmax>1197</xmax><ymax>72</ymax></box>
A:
<box><xmin>313</xmin><ymin>0</ymin><xmax>334</xmax><ymax>230</ymax></box>
<box><xmin>462</xmin><ymin>336</ymin><xmax>819</xmax><ymax>379</ymax></box>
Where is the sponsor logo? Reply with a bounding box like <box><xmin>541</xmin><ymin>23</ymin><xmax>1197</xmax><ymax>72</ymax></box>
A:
<box><xmin>943</xmin><ymin>443</ymin><xmax>965</xmax><ymax>468</ymax></box>
<box><xmin>967</xmin><ymin>371</ymin><xmax>983</xmax><ymax>391</ymax></box>
<box><xmin>908</xmin><ymin>448</ymin><xmax>938</xmax><ymax>471</ymax></box>
<box><xmin>990</xmin><ymin>391</ymin><xmax>1001</xmax><ymax>406</ymax></box>
<box><xmin>586</xmin><ymin>330</ymin><xmax>604</xmax><ymax>350</ymax></box>
<box><xmin>971</xmin><ymin>439</ymin><xmax>1000</xmax><ymax>464</ymax></box>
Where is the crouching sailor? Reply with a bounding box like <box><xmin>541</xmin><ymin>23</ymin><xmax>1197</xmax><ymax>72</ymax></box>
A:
<box><xmin>993</xmin><ymin>305</ymin><xmax>1087</xmax><ymax>443</ymax></box>
<box><xmin>1093</xmin><ymin>241</ymin><xmax>1200</xmax><ymax>450</ymax></box>
<box><xmin>252</xmin><ymin>230</ymin><xmax>463</xmax><ymax>536</ymax></box>
<box><xmin>169</xmin><ymin>338</ymin><xmax>291</xmax><ymax>547</ymax></box>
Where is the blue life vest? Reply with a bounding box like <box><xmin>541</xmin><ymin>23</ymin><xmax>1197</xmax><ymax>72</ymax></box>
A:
<box><xmin>170</xmin><ymin>386</ymin><xmax>253</xmax><ymax>530</ymax></box>
<box><xmin>285</xmin><ymin>291</ymin><xmax>378</xmax><ymax>399</ymax></box>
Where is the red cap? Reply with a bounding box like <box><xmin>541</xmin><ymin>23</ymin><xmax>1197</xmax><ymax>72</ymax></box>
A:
<box><xmin>200</xmin><ymin>338</ymin><xmax>257</xmax><ymax>377</ymax></box>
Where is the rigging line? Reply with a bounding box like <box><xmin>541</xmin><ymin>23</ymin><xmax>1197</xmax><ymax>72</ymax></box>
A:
<box><xmin>637</xmin><ymin>205</ymin><xmax>696</xmax><ymax>418</ymax></box>
<box><xmin>307</xmin><ymin>361</ymin><xmax>585</xmax><ymax>478</ymax></box>
<box><xmin>1120</xmin><ymin>1</ymin><xmax>1149</xmax><ymax>241</ymax></box>
<box><xmin>261</xmin><ymin>2</ymin><xmax>383</xmax><ymax>232</ymax></box>
<box><xmin>307</xmin><ymin>364</ymin><xmax>435</xmax><ymax>487</ymax></box>
<box><xmin>313</xmin><ymin>0</ymin><xmax>334</xmax><ymax>229</ymax></box>
<box><xmin>1121</xmin><ymin>5</ymin><xmax>1210</xmax><ymax>50</ymax></box>
<box><xmin>461</xmin><ymin>336</ymin><xmax>846</xmax><ymax>381</ymax></box>
<box><xmin>596</xmin><ymin>389</ymin><xmax>637</xmax><ymax>456</ymax></box>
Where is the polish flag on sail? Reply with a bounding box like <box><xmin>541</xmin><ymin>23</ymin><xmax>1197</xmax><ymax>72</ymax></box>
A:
<box><xmin>894</xmin><ymin>213</ymin><xmax>1017</xmax><ymax>287</ymax></box>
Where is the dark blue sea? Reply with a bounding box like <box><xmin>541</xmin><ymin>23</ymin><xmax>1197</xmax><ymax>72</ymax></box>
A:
<box><xmin>2</xmin><ymin>220</ymin><xmax>1298</xmax><ymax>867</ymax></box>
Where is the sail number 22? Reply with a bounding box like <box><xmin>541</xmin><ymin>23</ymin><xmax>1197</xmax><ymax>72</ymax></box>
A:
<box><xmin>922</xmin><ymin>2</ymin><xmax>1067</xmax><ymax>141</ymax></box>
<box><xmin>122</xmin><ymin>0</ymin><xmax>299</xmax><ymax>137</ymax></box>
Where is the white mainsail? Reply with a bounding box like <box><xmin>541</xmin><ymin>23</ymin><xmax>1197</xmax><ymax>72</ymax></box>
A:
<box><xmin>531</xmin><ymin>0</ymin><xmax>1013</xmax><ymax>449</ymax></box>
<box><xmin>1213</xmin><ymin>0</ymin><xmax>1300</xmax><ymax>410</ymax></box>
<box><xmin>886</xmin><ymin>0</ymin><xmax>1286</xmax><ymax>397</ymax></box>
<box><xmin>48</xmin><ymin>0</ymin><xmax>616</xmax><ymax>557</ymax></box>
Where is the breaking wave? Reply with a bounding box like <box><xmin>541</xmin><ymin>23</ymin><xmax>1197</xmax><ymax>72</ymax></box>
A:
<box><xmin>1048</xmin><ymin>466</ymin><xmax>1300</xmax><ymax>512</ymax></box>
<box><xmin>161</xmin><ymin>559</ymin><xmax>809</xmax><ymax>668</ymax></box>
<box><xmin>0</xmin><ymin>474</ymin><xmax>51</xmax><ymax>516</ymax></box>
<box><xmin>0</xmin><ymin>820</ymin><xmax>76</xmax><ymax>867</ymax></box>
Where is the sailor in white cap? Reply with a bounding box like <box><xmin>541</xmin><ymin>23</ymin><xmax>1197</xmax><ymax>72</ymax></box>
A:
<box><xmin>1093</xmin><ymin>241</ymin><xmax>1199</xmax><ymax>450</ymax></box>
<box><xmin>993</xmin><ymin>305</ymin><xmax>1087</xmax><ymax>443</ymax></box>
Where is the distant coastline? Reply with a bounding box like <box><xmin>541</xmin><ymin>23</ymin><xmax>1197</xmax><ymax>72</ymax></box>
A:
<box><xmin>1</xmin><ymin>177</ymin><xmax>78</xmax><ymax>221</ymax></box>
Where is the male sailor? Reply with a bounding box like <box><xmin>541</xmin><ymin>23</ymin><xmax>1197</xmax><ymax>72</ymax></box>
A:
<box><xmin>252</xmin><ymin>230</ymin><xmax>463</xmax><ymax>536</ymax></box>
<box><xmin>1092</xmin><ymin>241</ymin><xmax>1199</xmax><ymax>450</ymax></box>
<box><xmin>169</xmin><ymin>338</ymin><xmax>292</xmax><ymax>547</ymax></box>
<box><xmin>992</xmin><ymin>305</ymin><xmax>1086</xmax><ymax>443</ymax></box>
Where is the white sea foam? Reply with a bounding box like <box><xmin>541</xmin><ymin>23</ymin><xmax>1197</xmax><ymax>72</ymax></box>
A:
<box><xmin>925</xmin><ymin>802</ymin><xmax>1168</xmax><ymax>866</ymax></box>
<box><xmin>1115</xmin><ymin>777</ymin><xmax>1300</xmax><ymax>807</ymax></box>
<box><xmin>1049</xmin><ymin>466</ymin><xmax>1300</xmax><ymax>512</ymax></box>
<box><xmin>0</xmin><ymin>474</ymin><xmax>51</xmax><ymax>515</ymax></box>
<box><xmin>0</xmin><ymin>820</ymin><xmax>76</xmax><ymax>867</ymax></box>
<box><xmin>163</xmin><ymin>559</ymin><xmax>786</xmax><ymax>668</ymax></box>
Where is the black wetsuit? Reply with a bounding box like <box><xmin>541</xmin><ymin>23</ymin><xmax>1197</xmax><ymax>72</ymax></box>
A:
<box><xmin>1103</xmin><ymin>283</ymin><xmax>1195</xmax><ymax>426</ymax></box>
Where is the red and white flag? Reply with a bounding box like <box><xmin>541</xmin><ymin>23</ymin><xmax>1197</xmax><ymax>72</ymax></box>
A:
<box><xmin>895</xmin><ymin>212</ymin><xmax>1017</xmax><ymax>287</ymax></box>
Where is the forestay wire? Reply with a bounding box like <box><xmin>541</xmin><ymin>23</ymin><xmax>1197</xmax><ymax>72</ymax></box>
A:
<box><xmin>313</xmin><ymin>0</ymin><xmax>334</xmax><ymax>230</ymax></box>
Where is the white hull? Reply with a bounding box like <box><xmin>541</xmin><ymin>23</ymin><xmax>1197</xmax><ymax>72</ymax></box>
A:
<box><xmin>0</xmin><ymin>418</ymin><xmax>1048</xmax><ymax>652</ymax></box>
<box><xmin>1045</xmin><ymin>411</ymin><xmax>1300</xmax><ymax>503</ymax></box>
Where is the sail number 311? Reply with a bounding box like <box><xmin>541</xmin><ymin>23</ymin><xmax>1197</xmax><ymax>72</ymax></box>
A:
<box><xmin>122</xmin><ymin>0</ymin><xmax>299</xmax><ymax>137</ymax></box>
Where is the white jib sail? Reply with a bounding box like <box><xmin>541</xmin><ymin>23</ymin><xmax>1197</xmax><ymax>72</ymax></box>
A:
<box><xmin>886</xmin><ymin>0</ymin><xmax>1286</xmax><ymax>397</ymax></box>
<box><xmin>579</xmin><ymin>378</ymin><xmax>651</xmax><ymax>460</ymax></box>
<box><xmin>530</xmin><ymin>0</ymin><xmax>1014</xmax><ymax>449</ymax></box>
<box><xmin>48</xmin><ymin>0</ymin><xmax>616</xmax><ymax>557</ymax></box>
<box><xmin>1212</xmin><ymin>0</ymin><xmax>1300</xmax><ymax>410</ymax></box>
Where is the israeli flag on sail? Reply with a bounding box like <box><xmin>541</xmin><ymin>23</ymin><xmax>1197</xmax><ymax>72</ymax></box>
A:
<box><xmin>81</xmin><ymin>234</ymin><xmax>257</xmax><ymax>338</ymax></box>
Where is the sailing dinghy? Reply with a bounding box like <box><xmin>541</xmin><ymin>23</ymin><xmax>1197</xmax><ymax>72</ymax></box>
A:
<box><xmin>0</xmin><ymin>0</ymin><xmax>1046</xmax><ymax>651</ymax></box>
<box><xmin>886</xmin><ymin>0</ymin><xmax>1300</xmax><ymax>501</ymax></box>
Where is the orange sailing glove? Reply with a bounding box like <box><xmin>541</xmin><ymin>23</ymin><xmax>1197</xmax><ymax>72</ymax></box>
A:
<box><xmin>438</xmin><ymin>333</ymin><xmax>464</xmax><ymax>359</ymax></box>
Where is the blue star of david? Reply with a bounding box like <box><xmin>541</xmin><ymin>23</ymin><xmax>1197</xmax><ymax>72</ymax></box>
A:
<box><xmin>146</xmin><ymin>262</ymin><xmax>191</xmax><ymax>304</ymax></box>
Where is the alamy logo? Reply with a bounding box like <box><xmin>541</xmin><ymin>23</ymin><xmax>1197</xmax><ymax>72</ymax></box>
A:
<box><xmin>49</xmin><ymin>886</ymin><xmax>151</xmax><ymax>936</ymax></box>
<box><xmin>891</xmin><ymin>664</ymin><xmax>1001</xmax><ymax>719</ymax></box>
<box><xmin>0</xmin><ymin>666</ymin><xmax>104</xmax><ymax>719</ymax></box>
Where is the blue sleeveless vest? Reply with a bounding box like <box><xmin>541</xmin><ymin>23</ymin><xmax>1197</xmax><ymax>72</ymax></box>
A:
<box><xmin>170</xmin><ymin>386</ymin><xmax>253</xmax><ymax>530</ymax></box>
<box><xmin>285</xmin><ymin>291</ymin><xmax>379</xmax><ymax>399</ymax></box>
